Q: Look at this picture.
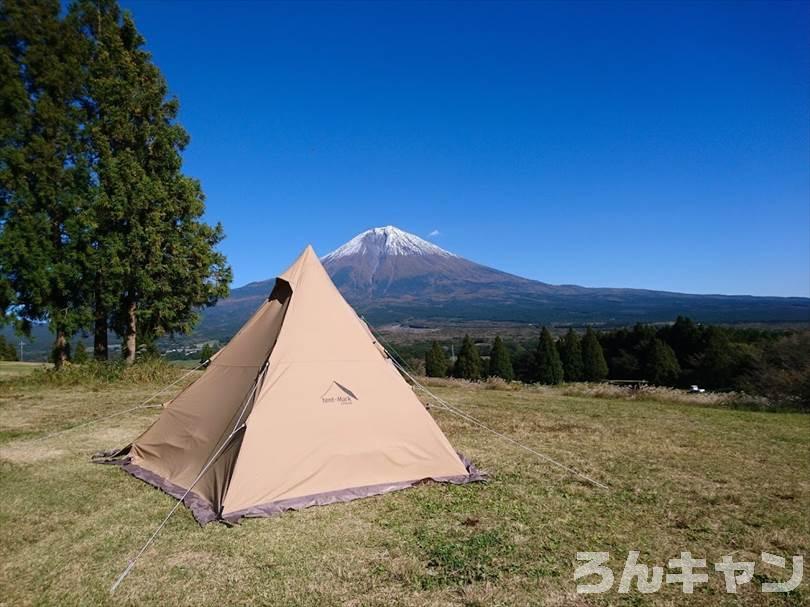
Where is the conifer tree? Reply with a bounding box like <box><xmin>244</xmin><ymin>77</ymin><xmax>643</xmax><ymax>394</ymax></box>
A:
<box><xmin>582</xmin><ymin>327</ymin><xmax>609</xmax><ymax>381</ymax></box>
<box><xmin>200</xmin><ymin>343</ymin><xmax>216</xmax><ymax>364</ymax></box>
<box><xmin>73</xmin><ymin>0</ymin><xmax>231</xmax><ymax>362</ymax></box>
<box><xmin>660</xmin><ymin>316</ymin><xmax>702</xmax><ymax>369</ymax></box>
<box><xmin>424</xmin><ymin>340</ymin><xmax>448</xmax><ymax>377</ymax></box>
<box><xmin>453</xmin><ymin>334</ymin><xmax>482</xmax><ymax>380</ymax></box>
<box><xmin>535</xmin><ymin>327</ymin><xmax>564</xmax><ymax>384</ymax></box>
<box><xmin>691</xmin><ymin>326</ymin><xmax>753</xmax><ymax>390</ymax></box>
<box><xmin>2</xmin><ymin>0</ymin><xmax>231</xmax><ymax>366</ymax></box>
<box><xmin>0</xmin><ymin>0</ymin><xmax>93</xmax><ymax>367</ymax></box>
<box><xmin>558</xmin><ymin>328</ymin><xmax>584</xmax><ymax>382</ymax></box>
<box><xmin>72</xmin><ymin>341</ymin><xmax>89</xmax><ymax>364</ymax></box>
<box><xmin>642</xmin><ymin>338</ymin><xmax>680</xmax><ymax>385</ymax></box>
<box><xmin>0</xmin><ymin>336</ymin><xmax>18</xmax><ymax>361</ymax></box>
<box><xmin>488</xmin><ymin>336</ymin><xmax>514</xmax><ymax>381</ymax></box>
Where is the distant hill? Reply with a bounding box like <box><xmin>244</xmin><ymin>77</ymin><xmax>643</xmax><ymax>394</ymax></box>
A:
<box><xmin>7</xmin><ymin>225</ymin><xmax>808</xmax><ymax>358</ymax></box>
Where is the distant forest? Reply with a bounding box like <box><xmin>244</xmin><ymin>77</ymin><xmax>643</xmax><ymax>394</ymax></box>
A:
<box><xmin>393</xmin><ymin>317</ymin><xmax>809</xmax><ymax>408</ymax></box>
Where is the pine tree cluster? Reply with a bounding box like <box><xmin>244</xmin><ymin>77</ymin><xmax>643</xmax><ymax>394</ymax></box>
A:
<box><xmin>407</xmin><ymin>319</ymin><xmax>808</xmax><ymax>408</ymax></box>
<box><xmin>418</xmin><ymin>328</ymin><xmax>610</xmax><ymax>385</ymax></box>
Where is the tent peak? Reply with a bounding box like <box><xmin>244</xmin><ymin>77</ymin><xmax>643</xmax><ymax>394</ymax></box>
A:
<box><xmin>277</xmin><ymin>243</ymin><xmax>334</xmax><ymax>288</ymax></box>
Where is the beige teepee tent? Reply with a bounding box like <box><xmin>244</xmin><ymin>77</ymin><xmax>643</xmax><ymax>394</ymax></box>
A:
<box><xmin>101</xmin><ymin>245</ymin><xmax>482</xmax><ymax>524</ymax></box>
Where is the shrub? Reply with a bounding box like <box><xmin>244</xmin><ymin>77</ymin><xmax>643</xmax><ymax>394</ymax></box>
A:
<box><xmin>72</xmin><ymin>342</ymin><xmax>89</xmax><ymax>364</ymax></box>
<box><xmin>7</xmin><ymin>358</ymin><xmax>187</xmax><ymax>387</ymax></box>
<box><xmin>558</xmin><ymin>382</ymin><xmax>772</xmax><ymax>409</ymax></box>
<box><xmin>483</xmin><ymin>376</ymin><xmax>520</xmax><ymax>391</ymax></box>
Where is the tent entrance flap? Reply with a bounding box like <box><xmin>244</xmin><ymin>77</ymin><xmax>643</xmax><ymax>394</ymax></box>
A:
<box><xmin>111</xmin><ymin>279</ymin><xmax>292</xmax><ymax>521</ymax></box>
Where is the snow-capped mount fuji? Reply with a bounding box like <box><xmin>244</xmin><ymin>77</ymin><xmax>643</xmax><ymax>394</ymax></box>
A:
<box><xmin>323</xmin><ymin>226</ymin><xmax>457</xmax><ymax>261</ymax></box>
<box><xmin>321</xmin><ymin>226</ymin><xmax>561</xmax><ymax>308</ymax></box>
<box><xmin>194</xmin><ymin>226</ymin><xmax>809</xmax><ymax>339</ymax></box>
<box><xmin>319</xmin><ymin>226</ymin><xmax>809</xmax><ymax>324</ymax></box>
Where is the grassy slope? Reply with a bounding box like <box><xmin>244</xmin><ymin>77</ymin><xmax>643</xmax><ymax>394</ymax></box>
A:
<box><xmin>0</xmin><ymin>371</ymin><xmax>807</xmax><ymax>606</ymax></box>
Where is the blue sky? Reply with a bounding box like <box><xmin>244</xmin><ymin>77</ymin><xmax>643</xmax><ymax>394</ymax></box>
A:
<box><xmin>121</xmin><ymin>0</ymin><xmax>809</xmax><ymax>297</ymax></box>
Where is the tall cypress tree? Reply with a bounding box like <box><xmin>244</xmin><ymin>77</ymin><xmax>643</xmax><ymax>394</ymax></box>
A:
<box><xmin>453</xmin><ymin>334</ymin><xmax>482</xmax><ymax>380</ymax></box>
<box><xmin>488</xmin><ymin>335</ymin><xmax>514</xmax><ymax>381</ymax></box>
<box><xmin>582</xmin><ymin>327</ymin><xmax>609</xmax><ymax>381</ymax></box>
<box><xmin>535</xmin><ymin>327</ymin><xmax>564</xmax><ymax>384</ymax></box>
<box><xmin>425</xmin><ymin>340</ymin><xmax>448</xmax><ymax>377</ymax></box>
<box><xmin>0</xmin><ymin>0</ymin><xmax>93</xmax><ymax>367</ymax></box>
<box><xmin>74</xmin><ymin>0</ymin><xmax>231</xmax><ymax>362</ymax></box>
<box><xmin>558</xmin><ymin>328</ymin><xmax>584</xmax><ymax>382</ymax></box>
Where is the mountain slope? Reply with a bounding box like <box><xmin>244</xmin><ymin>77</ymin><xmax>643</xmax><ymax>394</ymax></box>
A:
<box><xmin>322</xmin><ymin>227</ymin><xmax>563</xmax><ymax>302</ymax></box>
<box><xmin>199</xmin><ymin>226</ymin><xmax>809</xmax><ymax>338</ymax></box>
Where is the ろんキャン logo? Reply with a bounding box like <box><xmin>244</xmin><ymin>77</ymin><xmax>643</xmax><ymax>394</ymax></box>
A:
<box><xmin>320</xmin><ymin>381</ymin><xmax>358</xmax><ymax>405</ymax></box>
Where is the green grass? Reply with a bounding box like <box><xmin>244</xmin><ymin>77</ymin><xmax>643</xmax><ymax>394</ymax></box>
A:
<box><xmin>169</xmin><ymin>359</ymin><xmax>206</xmax><ymax>369</ymax></box>
<box><xmin>0</xmin><ymin>361</ymin><xmax>50</xmax><ymax>379</ymax></box>
<box><xmin>0</xmin><ymin>373</ymin><xmax>807</xmax><ymax>606</ymax></box>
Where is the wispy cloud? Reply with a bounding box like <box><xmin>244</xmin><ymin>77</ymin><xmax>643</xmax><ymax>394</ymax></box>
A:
<box><xmin>428</xmin><ymin>229</ymin><xmax>440</xmax><ymax>237</ymax></box>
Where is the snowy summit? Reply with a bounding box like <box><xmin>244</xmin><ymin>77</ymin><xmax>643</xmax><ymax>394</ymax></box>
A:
<box><xmin>322</xmin><ymin>226</ymin><xmax>456</xmax><ymax>262</ymax></box>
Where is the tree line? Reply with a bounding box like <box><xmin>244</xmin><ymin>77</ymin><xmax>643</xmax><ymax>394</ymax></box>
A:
<box><xmin>599</xmin><ymin>316</ymin><xmax>808</xmax><ymax>401</ymax></box>
<box><xmin>423</xmin><ymin>327</ymin><xmax>609</xmax><ymax>384</ymax></box>
<box><xmin>0</xmin><ymin>0</ymin><xmax>231</xmax><ymax>367</ymax></box>
<box><xmin>418</xmin><ymin>318</ymin><xmax>809</xmax><ymax>406</ymax></box>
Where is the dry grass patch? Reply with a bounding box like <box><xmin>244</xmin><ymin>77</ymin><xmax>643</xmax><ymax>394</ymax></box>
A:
<box><xmin>0</xmin><ymin>372</ymin><xmax>807</xmax><ymax>605</ymax></box>
<box><xmin>0</xmin><ymin>443</ymin><xmax>67</xmax><ymax>463</ymax></box>
<box><xmin>0</xmin><ymin>361</ymin><xmax>50</xmax><ymax>379</ymax></box>
<box><xmin>558</xmin><ymin>381</ymin><xmax>771</xmax><ymax>408</ymax></box>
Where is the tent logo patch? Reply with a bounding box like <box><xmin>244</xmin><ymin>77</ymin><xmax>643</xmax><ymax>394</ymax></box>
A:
<box><xmin>321</xmin><ymin>381</ymin><xmax>358</xmax><ymax>405</ymax></box>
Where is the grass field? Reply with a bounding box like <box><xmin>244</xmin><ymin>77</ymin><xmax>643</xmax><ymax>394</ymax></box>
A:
<box><xmin>0</xmin><ymin>366</ymin><xmax>807</xmax><ymax>606</ymax></box>
<box><xmin>168</xmin><ymin>359</ymin><xmax>207</xmax><ymax>369</ymax></box>
<box><xmin>0</xmin><ymin>361</ymin><xmax>50</xmax><ymax>379</ymax></box>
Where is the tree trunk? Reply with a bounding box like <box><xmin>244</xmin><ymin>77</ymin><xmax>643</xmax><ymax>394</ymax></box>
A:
<box><xmin>124</xmin><ymin>301</ymin><xmax>136</xmax><ymax>365</ymax></box>
<box><xmin>53</xmin><ymin>330</ymin><xmax>68</xmax><ymax>369</ymax></box>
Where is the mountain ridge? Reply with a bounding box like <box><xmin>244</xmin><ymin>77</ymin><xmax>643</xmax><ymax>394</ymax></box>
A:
<box><xmin>195</xmin><ymin>226</ymin><xmax>809</xmax><ymax>339</ymax></box>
